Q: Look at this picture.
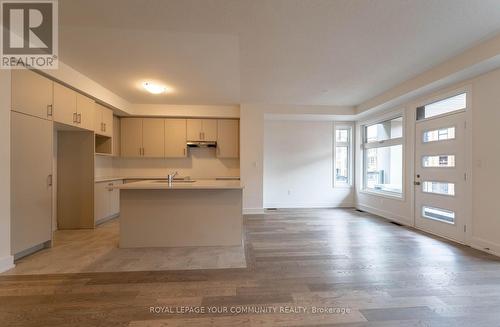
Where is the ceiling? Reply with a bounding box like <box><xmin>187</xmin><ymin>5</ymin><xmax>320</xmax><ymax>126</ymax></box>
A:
<box><xmin>59</xmin><ymin>0</ymin><xmax>500</xmax><ymax>106</ymax></box>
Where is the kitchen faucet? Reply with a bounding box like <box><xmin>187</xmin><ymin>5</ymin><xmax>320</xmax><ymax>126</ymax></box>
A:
<box><xmin>167</xmin><ymin>171</ymin><xmax>178</xmax><ymax>183</ymax></box>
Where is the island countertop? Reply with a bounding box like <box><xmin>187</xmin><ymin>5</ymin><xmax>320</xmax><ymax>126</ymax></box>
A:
<box><xmin>115</xmin><ymin>179</ymin><xmax>244</xmax><ymax>190</ymax></box>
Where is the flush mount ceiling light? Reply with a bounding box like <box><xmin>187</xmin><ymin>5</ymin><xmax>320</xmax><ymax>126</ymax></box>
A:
<box><xmin>143</xmin><ymin>82</ymin><xmax>167</xmax><ymax>94</ymax></box>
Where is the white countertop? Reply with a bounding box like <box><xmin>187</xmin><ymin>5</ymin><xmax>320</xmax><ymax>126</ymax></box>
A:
<box><xmin>95</xmin><ymin>176</ymin><xmax>240</xmax><ymax>183</ymax></box>
<box><xmin>115</xmin><ymin>179</ymin><xmax>244</xmax><ymax>190</ymax></box>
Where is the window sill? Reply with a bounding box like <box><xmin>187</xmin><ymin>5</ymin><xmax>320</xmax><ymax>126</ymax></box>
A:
<box><xmin>359</xmin><ymin>189</ymin><xmax>405</xmax><ymax>201</ymax></box>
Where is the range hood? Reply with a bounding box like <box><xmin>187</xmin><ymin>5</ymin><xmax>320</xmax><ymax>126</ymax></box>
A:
<box><xmin>187</xmin><ymin>141</ymin><xmax>217</xmax><ymax>148</ymax></box>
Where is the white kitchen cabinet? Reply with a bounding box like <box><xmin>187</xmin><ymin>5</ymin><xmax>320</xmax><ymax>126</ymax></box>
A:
<box><xmin>54</xmin><ymin>83</ymin><xmax>95</xmax><ymax>131</ymax></box>
<box><xmin>112</xmin><ymin>116</ymin><xmax>121</xmax><ymax>156</ymax></box>
<box><xmin>142</xmin><ymin>118</ymin><xmax>165</xmax><ymax>157</ymax></box>
<box><xmin>120</xmin><ymin>118</ymin><xmax>164</xmax><ymax>157</ymax></box>
<box><xmin>94</xmin><ymin>180</ymin><xmax>122</xmax><ymax>225</ymax></box>
<box><xmin>164</xmin><ymin>118</ymin><xmax>187</xmax><ymax>157</ymax></box>
<box><xmin>186</xmin><ymin>119</ymin><xmax>217</xmax><ymax>141</ymax></box>
<box><xmin>53</xmin><ymin>83</ymin><xmax>77</xmax><ymax>126</ymax></box>
<box><xmin>11</xmin><ymin>111</ymin><xmax>53</xmax><ymax>256</ymax></box>
<box><xmin>76</xmin><ymin>94</ymin><xmax>95</xmax><ymax>131</ymax></box>
<box><xmin>216</xmin><ymin>119</ymin><xmax>239</xmax><ymax>158</ymax></box>
<box><xmin>121</xmin><ymin>118</ymin><xmax>143</xmax><ymax>157</ymax></box>
<box><xmin>11</xmin><ymin>69</ymin><xmax>53</xmax><ymax>120</ymax></box>
<box><xmin>94</xmin><ymin>103</ymin><xmax>113</xmax><ymax>137</ymax></box>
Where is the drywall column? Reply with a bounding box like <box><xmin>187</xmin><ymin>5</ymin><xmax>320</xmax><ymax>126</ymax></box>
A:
<box><xmin>0</xmin><ymin>70</ymin><xmax>14</xmax><ymax>272</ymax></box>
<box><xmin>240</xmin><ymin>104</ymin><xmax>264</xmax><ymax>214</ymax></box>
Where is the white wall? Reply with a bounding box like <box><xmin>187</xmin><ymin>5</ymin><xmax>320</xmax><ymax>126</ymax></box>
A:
<box><xmin>240</xmin><ymin>104</ymin><xmax>356</xmax><ymax>213</ymax></box>
<box><xmin>264</xmin><ymin>120</ymin><xmax>354</xmax><ymax>208</ymax></box>
<box><xmin>0</xmin><ymin>70</ymin><xmax>14</xmax><ymax>272</ymax></box>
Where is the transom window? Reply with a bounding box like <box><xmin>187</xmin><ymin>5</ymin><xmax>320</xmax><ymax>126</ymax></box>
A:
<box><xmin>417</xmin><ymin>93</ymin><xmax>466</xmax><ymax>121</ymax></box>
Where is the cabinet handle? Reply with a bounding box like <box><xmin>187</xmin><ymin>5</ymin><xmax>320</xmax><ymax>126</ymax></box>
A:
<box><xmin>73</xmin><ymin>112</ymin><xmax>77</xmax><ymax>123</ymax></box>
<box><xmin>199</xmin><ymin>132</ymin><xmax>202</xmax><ymax>140</ymax></box>
<box><xmin>104</xmin><ymin>123</ymin><xmax>106</xmax><ymax>132</ymax></box>
<box><xmin>47</xmin><ymin>174</ymin><xmax>53</xmax><ymax>187</ymax></box>
<box><xmin>183</xmin><ymin>148</ymin><xmax>186</xmax><ymax>156</ymax></box>
<box><xmin>78</xmin><ymin>113</ymin><xmax>82</xmax><ymax>124</ymax></box>
<box><xmin>47</xmin><ymin>104</ymin><xmax>53</xmax><ymax>117</ymax></box>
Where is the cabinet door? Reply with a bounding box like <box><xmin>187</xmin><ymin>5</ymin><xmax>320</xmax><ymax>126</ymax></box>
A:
<box><xmin>186</xmin><ymin>119</ymin><xmax>202</xmax><ymax>141</ymax></box>
<box><xmin>121</xmin><ymin>118</ymin><xmax>143</xmax><ymax>157</ymax></box>
<box><xmin>101</xmin><ymin>106</ymin><xmax>114</xmax><ymax>137</ymax></box>
<box><xmin>11</xmin><ymin>69</ymin><xmax>53</xmax><ymax>120</ymax></box>
<box><xmin>94</xmin><ymin>182</ymin><xmax>109</xmax><ymax>223</ymax></box>
<box><xmin>202</xmin><ymin>119</ymin><xmax>217</xmax><ymax>141</ymax></box>
<box><xmin>165</xmin><ymin>119</ymin><xmax>187</xmax><ymax>158</ymax></box>
<box><xmin>112</xmin><ymin>116</ymin><xmax>121</xmax><ymax>156</ymax></box>
<box><xmin>53</xmin><ymin>83</ymin><xmax>77</xmax><ymax>126</ymax></box>
<box><xmin>217</xmin><ymin>119</ymin><xmax>239</xmax><ymax>158</ymax></box>
<box><xmin>76</xmin><ymin>94</ymin><xmax>95</xmax><ymax>131</ymax></box>
<box><xmin>142</xmin><ymin>118</ymin><xmax>165</xmax><ymax>157</ymax></box>
<box><xmin>109</xmin><ymin>180</ymin><xmax>122</xmax><ymax>216</ymax></box>
<box><xmin>94</xmin><ymin>105</ymin><xmax>103</xmax><ymax>134</ymax></box>
<box><xmin>11</xmin><ymin>112</ymin><xmax>53</xmax><ymax>254</ymax></box>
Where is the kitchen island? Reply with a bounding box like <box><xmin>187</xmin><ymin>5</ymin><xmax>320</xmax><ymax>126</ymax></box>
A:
<box><xmin>115</xmin><ymin>180</ymin><xmax>243</xmax><ymax>248</ymax></box>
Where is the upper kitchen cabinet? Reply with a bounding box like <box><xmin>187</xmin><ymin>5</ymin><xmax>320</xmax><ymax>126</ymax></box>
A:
<box><xmin>76</xmin><ymin>94</ymin><xmax>95</xmax><ymax>131</ymax></box>
<box><xmin>142</xmin><ymin>118</ymin><xmax>165</xmax><ymax>157</ymax></box>
<box><xmin>121</xmin><ymin>118</ymin><xmax>164</xmax><ymax>157</ymax></box>
<box><xmin>94</xmin><ymin>103</ymin><xmax>113</xmax><ymax>137</ymax></box>
<box><xmin>186</xmin><ymin>119</ymin><xmax>217</xmax><ymax>141</ymax></box>
<box><xmin>121</xmin><ymin>118</ymin><xmax>143</xmax><ymax>157</ymax></box>
<box><xmin>53</xmin><ymin>83</ymin><xmax>77</xmax><ymax>126</ymax></box>
<box><xmin>216</xmin><ymin>119</ymin><xmax>239</xmax><ymax>158</ymax></box>
<box><xmin>53</xmin><ymin>83</ymin><xmax>95</xmax><ymax>131</ymax></box>
<box><xmin>11</xmin><ymin>69</ymin><xmax>53</xmax><ymax>120</ymax></box>
<box><xmin>164</xmin><ymin>119</ymin><xmax>187</xmax><ymax>158</ymax></box>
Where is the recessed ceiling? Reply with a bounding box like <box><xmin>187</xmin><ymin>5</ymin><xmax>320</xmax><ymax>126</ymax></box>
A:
<box><xmin>59</xmin><ymin>0</ymin><xmax>500</xmax><ymax>106</ymax></box>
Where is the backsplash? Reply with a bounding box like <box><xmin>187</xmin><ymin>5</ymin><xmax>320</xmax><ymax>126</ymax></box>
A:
<box><xmin>95</xmin><ymin>148</ymin><xmax>240</xmax><ymax>179</ymax></box>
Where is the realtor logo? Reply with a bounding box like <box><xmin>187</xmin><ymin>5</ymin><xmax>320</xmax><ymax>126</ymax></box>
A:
<box><xmin>1</xmin><ymin>0</ymin><xmax>58</xmax><ymax>69</ymax></box>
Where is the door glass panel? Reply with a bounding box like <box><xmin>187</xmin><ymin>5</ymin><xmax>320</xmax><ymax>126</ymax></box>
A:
<box><xmin>422</xmin><ymin>155</ymin><xmax>455</xmax><ymax>168</ymax></box>
<box><xmin>422</xmin><ymin>181</ymin><xmax>455</xmax><ymax>196</ymax></box>
<box><xmin>422</xmin><ymin>206</ymin><xmax>455</xmax><ymax>224</ymax></box>
<box><xmin>417</xmin><ymin>93</ymin><xmax>466</xmax><ymax>120</ymax></box>
<box><xmin>423</xmin><ymin>127</ymin><xmax>455</xmax><ymax>143</ymax></box>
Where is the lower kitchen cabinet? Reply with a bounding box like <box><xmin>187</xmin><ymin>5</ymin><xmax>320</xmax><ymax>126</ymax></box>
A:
<box><xmin>94</xmin><ymin>180</ymin><xmax>122</xmax><ymax>224</ymax></box>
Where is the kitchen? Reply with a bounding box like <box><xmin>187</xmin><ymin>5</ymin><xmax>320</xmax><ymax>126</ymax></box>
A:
<box><xmin>10</xmin><ymin>68</ymin><xmax>244</xmax><ymax>271</ymax></box>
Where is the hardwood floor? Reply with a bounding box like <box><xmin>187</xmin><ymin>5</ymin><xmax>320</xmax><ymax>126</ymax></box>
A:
<box><xmin>2</xmin><ymin>208</ymin><xmax>500</xmax><ymax>326</ymax></box>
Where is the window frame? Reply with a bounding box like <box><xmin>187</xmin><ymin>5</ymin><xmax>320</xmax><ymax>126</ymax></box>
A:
<box><xmin>333</xmin><ymin>123</ymin><xmax>354</xmax><ymax>188</ymax></box>
<box><xmin>361</xmin><ymin>114</ymin><xmax>405</xmax><ymax>199</ymax></box>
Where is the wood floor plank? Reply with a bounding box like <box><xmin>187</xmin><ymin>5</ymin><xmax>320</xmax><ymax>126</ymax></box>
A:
<box><xmin>1</xmin><ymin>208</ymin><xmax>500</xmax><ymax>326</ymax></box>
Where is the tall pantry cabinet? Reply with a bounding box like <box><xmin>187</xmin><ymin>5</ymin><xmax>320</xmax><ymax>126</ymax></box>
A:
<box><xmin>11</xmin><ymin>70</ymin><xmax>54</xmax><ymax>257</ymax></box>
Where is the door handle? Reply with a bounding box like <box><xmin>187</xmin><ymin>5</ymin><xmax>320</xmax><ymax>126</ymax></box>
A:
<box><xmin>47</xmin><ymin>104</ymin><xmax>53</xmax><ymax>117</ymax></box>
<box><xmin>414</xmin><ymin>181</ymin><xmax>421</xmax><ymax>186</ymax></box>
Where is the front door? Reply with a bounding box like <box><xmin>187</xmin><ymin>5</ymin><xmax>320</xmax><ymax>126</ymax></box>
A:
<box><xmin>415</xmin><ymin>112</ymin><xmax>466</xmax><ymax>243</ymax></box>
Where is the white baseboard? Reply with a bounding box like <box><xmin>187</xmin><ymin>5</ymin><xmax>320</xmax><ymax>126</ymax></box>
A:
<box><xmin>263</xmin><ymin>202</ymin><xmax>354</xmax><ymax>209</ymax></box>
<box><xmin>356</xmin><ymin>203</ymin><xmax>413</xmax><ymax>227</ymax></box>
<box><xmin>243</xmin><ymin>208</ymin><xmax>265</xmax><ymax>215</ymax></box>
<box><xmin>0</xmin><ymin>255</ymin><xmax>14</xmax><ymax>273</ymax></box>
<box><xmin>469</xmin><ymin>236</ymin><xmax>500</xmax><ymax>258</ymax></box>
